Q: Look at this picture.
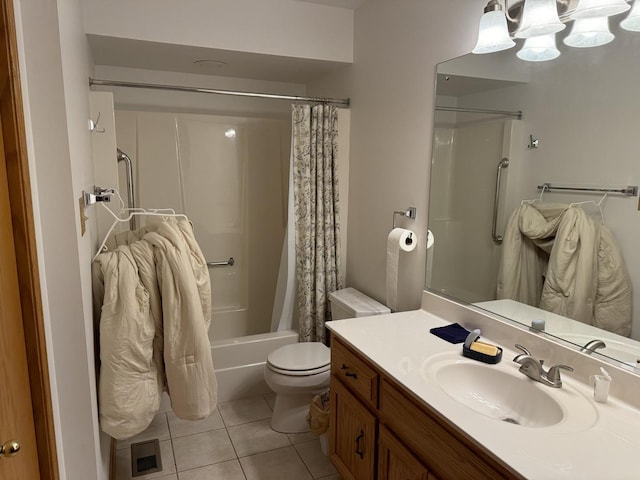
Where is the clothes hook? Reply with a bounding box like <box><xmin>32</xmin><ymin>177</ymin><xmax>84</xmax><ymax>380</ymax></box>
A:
<box><xmin>527</xmin><ymin>134</ymin><xmax>539</xmax><ymax>149</ymax></box>
<box><xmin>88</xmin><ymin>112</ymin><xmax>106</xmax><ymax>133</ymax></box>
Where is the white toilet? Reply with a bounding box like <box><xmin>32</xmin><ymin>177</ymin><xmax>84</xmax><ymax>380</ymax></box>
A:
<box><xmin>264</xmin><ymin>287</ymin><xmax>390</xmax><ymax>433</ymax></box>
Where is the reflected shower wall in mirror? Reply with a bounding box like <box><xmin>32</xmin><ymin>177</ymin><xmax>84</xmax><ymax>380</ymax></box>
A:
<box><xmin>427</xmin><ymin>19</ymin><xmax>640</xmax><ymax>369</ymax></box>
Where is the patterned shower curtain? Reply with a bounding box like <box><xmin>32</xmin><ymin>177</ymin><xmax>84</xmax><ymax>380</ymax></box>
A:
<box><xmin>292</xmin><ymin>104</ymin><xmax>342</xmax><ymax>343</ymax></box>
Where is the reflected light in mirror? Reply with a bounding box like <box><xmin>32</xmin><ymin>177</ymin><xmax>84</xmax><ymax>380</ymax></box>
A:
<box><xmin>621</xmin><ymin>0</ymin><xmax>640</xmax><ymax>31</ymax></box>
<box><xmin>564</xmin><ymin>16</ymin><xmax>615</xmax><ymax>47</ymax></box>
<box><xmin>224</xmin><ymin>128</ymin><xmax>237</xmax><ymax>138</ymax></box>
<box><xmin>516</xmin><ymin>33</ymin><xmax>561</xmax><ymax>61</ymax></box>
<box><xmin>515</xmin><ymin>0</ymin><xmax>566</xmax><ymax>38</ymax></box>
<box><xmin>571</xmin><ymin>0</ymin><xmax>631</xmax><ymax>19</ymax></box>
<box><xmin>473</xmin><ymin>7</ymin><xmax>516</xmax><ymax>54</ymax></box>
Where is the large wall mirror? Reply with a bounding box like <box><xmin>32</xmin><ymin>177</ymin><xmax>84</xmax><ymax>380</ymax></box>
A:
<box><xmin>426</xmin><ymin>11</ymin><xmax>640</xmax><ymax>372</ymax></box>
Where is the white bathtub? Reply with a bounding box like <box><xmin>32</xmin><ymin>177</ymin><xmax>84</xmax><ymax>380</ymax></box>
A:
<box><xmin>212</xmin><ymin>329</ymin><xmax>298</xmax><ymax>402</ymax></box>
<box><xmin>210</xmin><ymin>307</ymin><xmax>251</xmax><ymax>341</ymax></box>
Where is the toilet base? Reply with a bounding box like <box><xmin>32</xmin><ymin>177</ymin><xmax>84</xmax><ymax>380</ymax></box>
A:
<box><xmin>270</xmin><ymin>392</ymin><xmax>319</xmax><ymax>433</ymax></box>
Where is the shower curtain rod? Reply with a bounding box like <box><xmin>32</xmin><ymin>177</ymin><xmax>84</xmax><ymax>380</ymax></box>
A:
<box><xmin>89</xmin><ymin>78</ymin><xmax>351</xmax><ymax>107</ymax></box>
<box><xmin>435</xmin><ymin>105</ymin><xmax>523</xmax><ymax>119</ymax></box>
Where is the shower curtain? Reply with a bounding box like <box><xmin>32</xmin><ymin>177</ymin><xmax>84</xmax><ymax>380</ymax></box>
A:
<box><xmin>292</xmin><ymin>104</ymin><xmax>342</xmax><ymax>343</ymax></box>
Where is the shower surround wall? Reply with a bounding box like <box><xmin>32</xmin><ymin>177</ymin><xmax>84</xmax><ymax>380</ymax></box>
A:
<box><xmin>429</xmin><ymin>111</ymin><xmax>520</xmax><ymax>303</ymax></box>
<box><xmin>115</xmin><ymin>110</ymin><xmax>290</xmax><ymax>340</ymax></box>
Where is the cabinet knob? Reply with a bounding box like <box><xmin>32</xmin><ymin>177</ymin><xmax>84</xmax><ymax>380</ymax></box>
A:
<box><xmin>0</xmin><ymin>440</ymin><xmax>20</xmax><ymax>458</ymax></box>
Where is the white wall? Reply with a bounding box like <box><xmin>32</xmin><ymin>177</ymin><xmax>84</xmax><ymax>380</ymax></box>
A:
<box><xmin>82</xmin><ymin>0</ymin><xmax>354</xmax><ymax>63</ymax></box>
<box><xmin>14</xmin><ymin>0</ymin><xmax>108</xmax><ymax>478</ymax></box>
<box><xmin>308</xmin><ymin>0</ymin><xmax>480</xmax><ymax>310</ymax></box>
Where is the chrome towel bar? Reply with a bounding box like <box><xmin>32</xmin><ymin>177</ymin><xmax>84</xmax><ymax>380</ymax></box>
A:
<box><xmin>207</xmin><ymin>257</ymin><xmax>235</xmax><ymax>268</ymax></box>
<box><xmin>537</xmin><ymin>183</ymin><xmax>638</xmax><ymax>196</ymax></box>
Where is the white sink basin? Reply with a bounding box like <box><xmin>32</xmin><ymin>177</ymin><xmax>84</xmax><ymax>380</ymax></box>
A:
<box><xmin>423</xmin><ymin>353</ymin><xmax>599</xmax><ymax>431</ymax></box>
<box><xmin>434</xmin><ymin>362</ymin><xmax>563</xmax><ymax>427</ymax></box>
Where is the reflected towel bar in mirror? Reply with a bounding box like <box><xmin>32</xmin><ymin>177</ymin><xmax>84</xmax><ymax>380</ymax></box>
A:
<box><xmin>536</xmin><ymin>183</ymin><xmax>639</xmax><ymax>196</ymax></box>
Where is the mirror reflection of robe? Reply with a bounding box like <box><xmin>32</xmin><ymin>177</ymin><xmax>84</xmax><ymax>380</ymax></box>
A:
<box><xmin>497</xmin><ymin>203</ymin><xmax>631</xmax><ymax>336</ymax></box>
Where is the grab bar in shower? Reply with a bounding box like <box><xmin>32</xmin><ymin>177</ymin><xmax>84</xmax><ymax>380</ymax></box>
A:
<box><xmin>207</xmin><ymin>257</ymin><xmax>235</xmax><ymax>268</ymax></box>
<box><xmin>117</xmin><ymin>148</ymin><xmax>136</xmax><ymax>230</ymax></box>
<box><xmin>492</xmin><ymin>158</ymin><xmax>510</xmax><ymax>245</ymax></box>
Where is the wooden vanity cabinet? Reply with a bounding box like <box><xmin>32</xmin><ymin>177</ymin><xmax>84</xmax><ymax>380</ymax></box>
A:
<box><xmin>330</xmin><ymin>379</ymin><xmax>377</xmax><ymax>479</ymax></box>
<box><xmin>378</xmin><ymin>425</ymin><xmax>430</xmax><ymax>480</ymax></box>
<box><xmin>329</xmin><ymin>337</ymin><xmax>522</xmax><ymax>480</ymax></box>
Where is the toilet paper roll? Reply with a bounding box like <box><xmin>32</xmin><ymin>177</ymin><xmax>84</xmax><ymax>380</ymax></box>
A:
<box><xmin>386</xmin><ymin>228</ymin><xmax>417</xmax><ymax>312</ymax></box>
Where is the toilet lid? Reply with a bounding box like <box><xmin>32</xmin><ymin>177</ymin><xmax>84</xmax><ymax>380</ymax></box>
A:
<box><xmin>267</xmin><ymin>342</ymin><xmax>330</xmax><ymax>372</ymax></box>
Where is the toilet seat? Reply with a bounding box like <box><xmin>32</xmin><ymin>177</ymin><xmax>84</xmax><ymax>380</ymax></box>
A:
<box><xmin>267</xmin><ymin>343</ymin><xmax>330</xmax><ymax>377</ymax></box>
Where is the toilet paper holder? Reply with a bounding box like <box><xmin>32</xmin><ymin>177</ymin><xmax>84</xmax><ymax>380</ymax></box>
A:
<box><xmin>392</xmin><ymin>207</ymin><xmax>416</xmax><ymax>229</ymax></box>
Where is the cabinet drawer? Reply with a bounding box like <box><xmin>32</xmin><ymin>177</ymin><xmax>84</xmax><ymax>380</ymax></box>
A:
<box><xmin>331</xmin><ymin>338</ymin><xmax>379</xmax><ymax>408</ymax></box>
<box><xmin>380</xmin><ymin>379</ymin><xmax>520</xmax><ymax>480</ymax></box>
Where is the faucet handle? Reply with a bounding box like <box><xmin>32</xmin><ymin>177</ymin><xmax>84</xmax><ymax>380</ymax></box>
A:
<box><xmin>513</xmin><ymin>344</ymin><xmax>532</xmax><ymax>362</ymax></box>
<box><xmin>547</xmin><ymin>364</ymin><xmax>574</xmax><ymax>382</ymax></box>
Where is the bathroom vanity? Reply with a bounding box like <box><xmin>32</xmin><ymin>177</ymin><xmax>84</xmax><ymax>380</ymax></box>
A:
<box><xmin>329</xmin><ymin>336</ymin><xmax>520</xmax><ymax>479</ymax></box>
<box><xmin>326</xmin><ymin>292</ymin><xmax>640</xmax><ymax>480</ymax></box>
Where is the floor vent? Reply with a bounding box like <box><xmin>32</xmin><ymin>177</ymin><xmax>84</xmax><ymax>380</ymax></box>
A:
<box><xmin>131</xmin><ymin>439</ymin><xmax>163</xmax><ymax>477</ymax></box>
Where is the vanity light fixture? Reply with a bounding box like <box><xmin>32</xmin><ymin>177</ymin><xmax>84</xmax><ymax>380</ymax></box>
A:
<box><xmin>473</xmin><ymin>0</ymin><xmax>639</xmax><ymax>62</ymax></box>
<box><xmin>517</xmin><ymin>33</ymin><xmax>562</xmax><ymax>60</ymax></box>
<box><xmin>564</xmin><ymin>16</ymin><xmax>615</xmax><ymax>47</ymax></box>
<box><xmin>473</xmin><ymin>0</ymin><xmax>517</xmax><ymax>53</ymax></box>
<box><xmin>515</xmin><ymin>0</ymin><xmax>566</xmax><ymax>38</ymax></box>
<box><xmin>570</xmin><ymin>0</ymin><xmax>630</xmax><ymax>18</ymax></box>
<box><xmin>620</xmin><ymin>0</ymin><xmax>640</xmax><ymax>30</ymax></box>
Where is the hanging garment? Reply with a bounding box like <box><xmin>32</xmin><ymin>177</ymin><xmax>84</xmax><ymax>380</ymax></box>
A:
<box><xmin>498</xmin><ymin>203</ymin><xmax>632</xmax><ymax>336</ymax></box>
<box><xmin>92</xmin><ymin>246</ymin><xmax>159</xmax><ymax>440</ymax></box>
<box><xmin>142</xmin><ymin>219</ymin><xmax>217</xmax><ymax>420</ymax></box>
<box><xmin>539</xmin><ymin>208</ymin><xmax>632</xmax><ymax>336</ymax></box>
<box><xmin>497</xmin><ymin>203</ymin><xmax>567</xmax><ymax>306</ymax></box>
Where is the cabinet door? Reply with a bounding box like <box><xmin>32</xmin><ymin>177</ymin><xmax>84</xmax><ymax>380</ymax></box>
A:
<box><xmin>378</xmin><ymin>425</ymin><xmax>429</xmax><ymax>480</ymax></box>
<box><xmin>330</xmin><ymin>377</ymin><xmax>377</xmax><ymax>480</ymax></box>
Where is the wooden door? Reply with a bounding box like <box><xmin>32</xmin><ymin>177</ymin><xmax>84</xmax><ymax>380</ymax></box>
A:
<box><xmin>378</xmin><ymin>425</ymin><xmax>429</xmax><ymax>480</ymax></box>
<box><xmin>0</xmin><ymin>116</ymin><xmax>40</xmax><ymax>478</ymax></box>
<box><xmin>330</xmin><ymin>378</ymin><xmax>377</xmax><ymax>480</ymax></box>
<box><xmin>0</xmin><ymin>1</ymin><xmax>58</xmax><ymax>478</ymax></box>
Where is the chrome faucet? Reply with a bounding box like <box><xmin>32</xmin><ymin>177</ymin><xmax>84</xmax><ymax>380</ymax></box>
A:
<box><xmin>580</xmin><ymin>339</ymin><xmax>606</xmax><ymax>355</ymax></box>
<box><xmin>513</xmin><ymin>344</ymin><xmax>574</xmax><ymax>388</ymax></box>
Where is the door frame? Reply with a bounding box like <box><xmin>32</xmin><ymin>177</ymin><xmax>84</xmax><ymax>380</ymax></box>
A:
<box><xmin>1</xmin><ymin>1</ymin><xmax>59</xmax><ymax>478</ymax></box>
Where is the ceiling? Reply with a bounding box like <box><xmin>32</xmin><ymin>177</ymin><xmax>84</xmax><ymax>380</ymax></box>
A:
<box><xmin>88</xmin><ymin>35</ymin><xmax>351</xmax><ymax>84</ymax></box>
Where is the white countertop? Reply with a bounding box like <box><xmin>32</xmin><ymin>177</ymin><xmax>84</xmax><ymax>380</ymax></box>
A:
<box><xmin>327</xmin><ymin>309</ymin><xmax>640</xmax><ymax>480</ymax></box>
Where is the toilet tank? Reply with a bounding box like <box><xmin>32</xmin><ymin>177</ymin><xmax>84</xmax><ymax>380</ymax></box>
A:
<box><xmin>329</xmin><ymin>287</ymin><xmax>390</xmax><ymax>320</ymax></box>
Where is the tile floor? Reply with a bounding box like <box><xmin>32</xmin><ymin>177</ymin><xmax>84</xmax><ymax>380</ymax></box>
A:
<box><xmin>116</xmin><ymin>393</ymin><xmax>340</xmax><ymax>480</ymax></box>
